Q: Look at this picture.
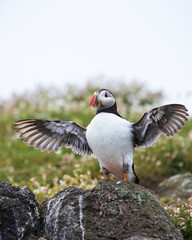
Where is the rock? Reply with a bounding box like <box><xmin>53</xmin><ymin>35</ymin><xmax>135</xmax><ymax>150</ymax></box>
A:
<box><xmin>40</xmin><ymin>179</ymin><xmax>183</xmax><ymax>240</ymax></box>
<box><xmin>158</xmin><ymin>172</ymin><xmax>192</xmax><ymax>202</ymax></box>
<box><xmin>0</xmin><ymin>181</ymin><xmax>40</xmax><ymax>240</ymax></box>
<box><xmin>126</xmin><ymin>237</ymin><xmax>161</xmax><ymax>240</ymax></box>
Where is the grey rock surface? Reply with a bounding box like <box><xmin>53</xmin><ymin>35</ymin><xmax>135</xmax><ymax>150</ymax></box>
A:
<box><xmin>158</xmin><ymin>172</ymin><xmax>192</xmax><ymax>202</ymax></box>
<box><xmin>126</xmin><ymin>237</ymin><xmax>161</xmax><ymax>240</ymax></box>
<box><xmin>0</xmin><ymin>181</ymin><xmax>40</xmax><ymax>240</ymax></box>
<box><xmin>41</xmin><ymin>179</ymin><xmax>183</xmax><ymax>240</ymax></box>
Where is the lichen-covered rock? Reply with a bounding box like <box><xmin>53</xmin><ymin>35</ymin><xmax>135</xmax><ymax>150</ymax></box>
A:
<box><xmin>41</xmin><ymin>179</ymin><xmax>183</xmax><ymax>240</ymax></box>
<box><xmin>126</xmin><ymin>237</ymin><xmax>161</xmax><ymax>240</ymax></box>
<box><xmin>158</xmin><ymin>172</ymin><xmax>192</xmax><ymax>202</ymax></box>
<box><xmin>0</xmin><ymin>181</ymin><xmax>40</xmax><ymax>240</ymax></box>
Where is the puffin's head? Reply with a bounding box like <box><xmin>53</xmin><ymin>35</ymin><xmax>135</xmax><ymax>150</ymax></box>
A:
<box><xmin>90</xmin><ymin>89</ymin><xmax>116</xmax><ymax>110</ymax></box>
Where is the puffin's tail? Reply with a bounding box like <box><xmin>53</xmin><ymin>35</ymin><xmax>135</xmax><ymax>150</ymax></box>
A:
<box><xmin>132</xmin><ymin>163</ymin><xmax>140</xmax><ymax>184</ymax></box>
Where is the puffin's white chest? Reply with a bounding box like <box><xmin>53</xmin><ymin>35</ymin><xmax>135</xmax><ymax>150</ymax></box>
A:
<box><xmin>86</xmin><ymin>113</ymin><xmax>134</xmax><ymax>179</ymax></box>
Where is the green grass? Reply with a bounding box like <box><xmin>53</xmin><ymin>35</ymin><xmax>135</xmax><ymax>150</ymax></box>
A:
<box><xmin>171</xmin><ymin>204</ymin><xmax>192</xmax><ymax>240</ymax></box>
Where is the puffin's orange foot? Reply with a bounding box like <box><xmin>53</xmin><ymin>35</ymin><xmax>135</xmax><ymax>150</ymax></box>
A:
<box><xmin>124</xmin><ymin>173</ymin><xmax>128</xmax><ymax>181</ymax></box>
<box><xmin>105</xmin><ymin>174</ymin><xmax>109</xmax><ymax>179</ymax></box>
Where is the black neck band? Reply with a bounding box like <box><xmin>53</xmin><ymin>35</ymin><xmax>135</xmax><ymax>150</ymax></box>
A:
<box><xmin>96</xmin><ymin>103</ymin><xmax>122</xmax><ymax>118</ymax></box>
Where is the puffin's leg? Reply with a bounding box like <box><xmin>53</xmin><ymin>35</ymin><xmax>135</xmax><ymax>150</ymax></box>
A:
<box><xmin>99</xmin><ymin>161</ymin><xmax>110</xmax><ymax>179</ymax></box>
<box><xmin>102</xmin><ymin>167</ymin><xmax>110</xmax><ymax>179</ymax></box>
<box><xmin>123</xmin><ymin>163</ymin><xmax>129</xmax><ymax>181</ymax></box>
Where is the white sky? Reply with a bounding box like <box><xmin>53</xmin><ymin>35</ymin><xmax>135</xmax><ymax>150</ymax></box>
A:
<box><xmin>0</xmin><ymin>0</ymin><xmax>192</xmax><ymax>110</ymax></box>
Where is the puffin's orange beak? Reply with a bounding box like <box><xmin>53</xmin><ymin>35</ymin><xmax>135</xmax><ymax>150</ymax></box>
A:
<box><xmin>90</xmin><ymin>94</ymin><xmax>97</xmax><ymax>108</ymax></box>
<box><xmin>90</xmin><ymin>93</ymin><xmax>102</xmax><ymax>108</ymax></box>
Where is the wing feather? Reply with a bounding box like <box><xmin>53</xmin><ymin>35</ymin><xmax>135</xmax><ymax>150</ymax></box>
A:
<box><xmin>14</xmin><ymin>119</ymin><xmax>93</xmax><ymax>155</ymax></box>
<box><xmin>133</xmin><ymin>104</ymin><xmax>188</xmax><ymax>147</ymax></box>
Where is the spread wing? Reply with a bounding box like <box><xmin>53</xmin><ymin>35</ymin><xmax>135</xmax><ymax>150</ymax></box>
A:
<box><xmin>132</xmin><ymin>104</ymin><xmax>188</xmax><ymax>148</ymax></box>
<box><xmin>14</xmin><ymin>119</ymin><xmax>93</xmax><ymax>155</ymax></box>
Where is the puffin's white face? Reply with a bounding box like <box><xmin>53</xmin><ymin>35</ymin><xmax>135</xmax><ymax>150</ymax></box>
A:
<box><xmin>90</xmin><ymin>89</ymin><xmax>116</xmax><ymax>110</ymax></box>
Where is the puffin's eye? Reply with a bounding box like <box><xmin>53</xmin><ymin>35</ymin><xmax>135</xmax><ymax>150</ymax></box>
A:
<box><xmin>105</xmin><ymin>92</ymin><xmax>108</xmax><ymax>98</ymax></box>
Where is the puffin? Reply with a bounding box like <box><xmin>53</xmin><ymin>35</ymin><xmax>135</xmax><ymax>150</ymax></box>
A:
<box><xmin>14</xmin><ymin>89</ymin><xmax>188</xmax><ymax>184</ymax></box>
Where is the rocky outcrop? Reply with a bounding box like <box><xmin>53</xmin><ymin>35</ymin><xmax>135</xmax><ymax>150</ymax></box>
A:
<box><xmin>0</xmin><ymin>181</ymin><xmax>40</xmax><ymax>240</ymax></box>
<box><xmin>41</xmin><ymin>179</ymin><xmax>183</xmax><ymax>240</ymax></box>
<box><xmin>158</xmin><ymin>172</ymin><xmax>192</xmax><ymax>202</ymax></box>
<box><xmin>0</xmin><ymin>180</ymin><xmax>184</xmax><ymax>240</ymax></box>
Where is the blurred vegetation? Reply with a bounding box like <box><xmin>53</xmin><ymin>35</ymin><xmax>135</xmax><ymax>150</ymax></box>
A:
<box><xmin>171</xmin><ymin>202</ymin><xmax>192</xmax><ymax>239</ymax></box>
<box><xmin>0</xmin><ymin>81</ymin><xmax>191</xmax><ymax>199</ymax></box>
<box><xmin>162</xmin><ymin>197</ymin><xmax>192</xmax><ymax>240</ymax></box>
